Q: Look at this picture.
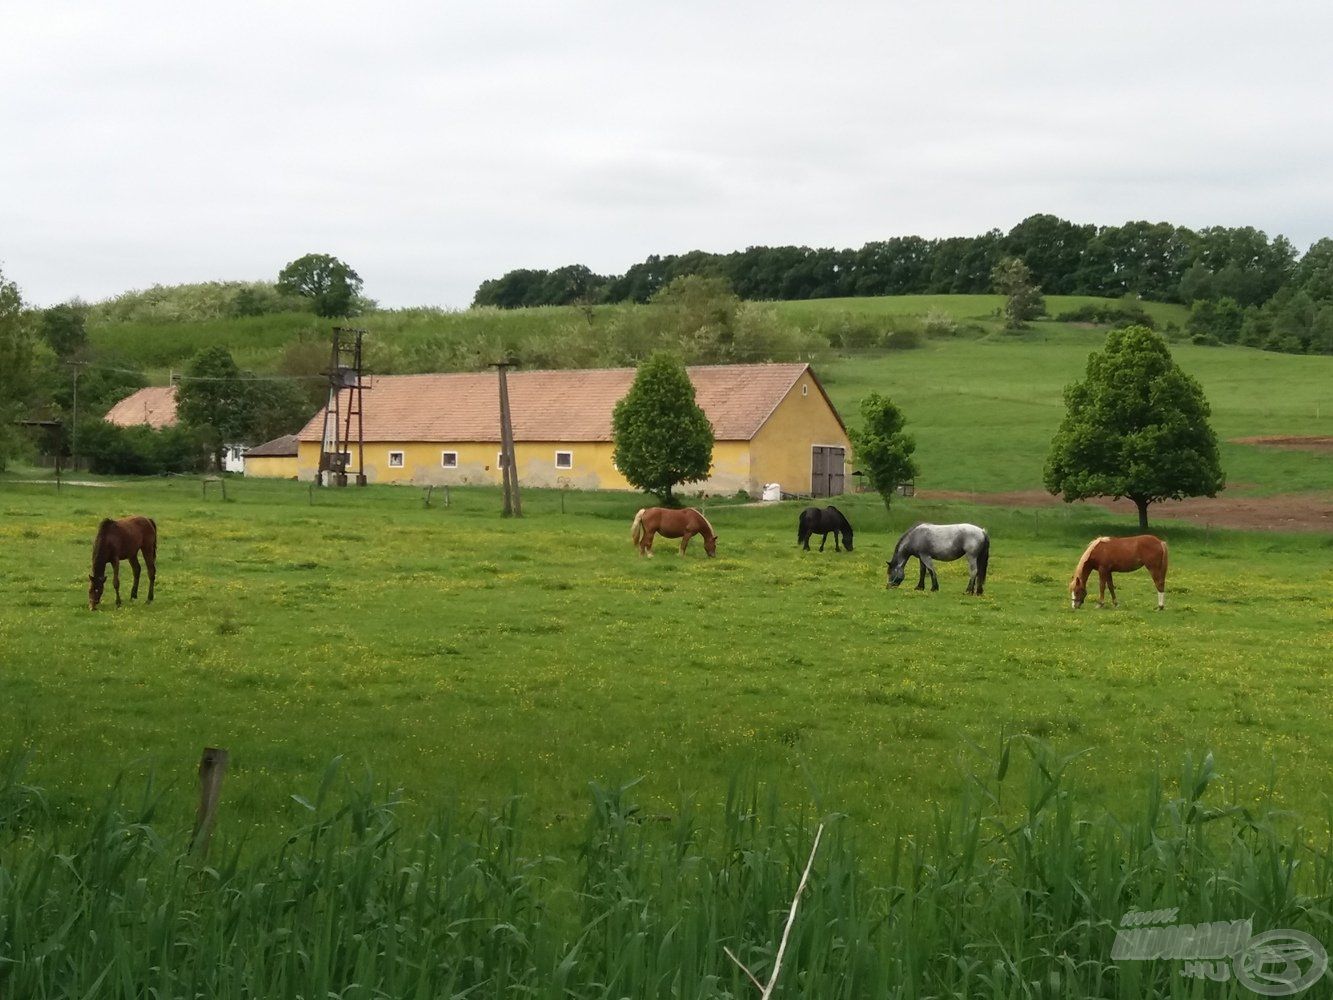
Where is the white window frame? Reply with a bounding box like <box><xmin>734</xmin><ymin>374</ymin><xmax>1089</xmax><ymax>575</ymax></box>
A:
<box><xmin>554</xmin><ymin>450</ymin><xmax>573</xmax><ymax>469</ymax></box>
<box><xmin>387</xmin><ymin>450</ymin><xmax>405</xmax><ymax>468</ymax></box>
<box><xmin>441</xmin><ymin>451</ymin><xmax>458</xmax><ymax>469</ymax></box>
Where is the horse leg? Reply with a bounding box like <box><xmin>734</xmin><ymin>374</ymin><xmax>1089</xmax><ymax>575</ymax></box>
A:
<box><xmin>680</xmin><ymin>531</ymin><xmax>692</xmax><ymax>556</ymax></box>
<box><xmin>965</xmin><ymin>554</ymin><xmax>976</xmax><ymax>595</ymax></box>
<box><xmin>644</xmin><ymin>530</ymin><xmax>655</xmax><ymax>558</ymax></box>
<box><xmin>1150</xmin><ymin>565</ymin><xmax>1166</xmax><ymax>610</ymax></box>
<box><xmin>801</xmin><ymin>530</ymin><xmax>810</xmax><ymax>551</ymax></box>
<box><xmin>1107</xmin><ymin>574</ymin><xmax>1118</xmax><ymax>608</ymax></box>
<box><xmin>833</xmin><ymin>532</ymin><xmax>841</xmax><ymax>552</ymax></box>
<box><xmin>1096</xmin><ymin>569</ymin><xmax>1109</xmax><ymax>608</ymax></box>
<box><xmin>145</xmin><ymin>545</ymin><xmax>155</xmax><ymax>603</ymax></box>
<box><xmin>921</xmin><ymin>556</ymin><xmax>939</xmax><ymax>592</ymax></box>
<box><xmin>915</xmin><ymin>559</ymin><xmax>927</xmax><ymax>590</ymax></box>
<box><xmin>112</xmin><ymin>560</ymin><xmax>122</xmax><ymax>607</ymax></box>
<box><xmin>128</xmin><ymin>553</ymin><xmax>141</xmax><ymax>600</ymax></box>
<box><xmin>818</xmin><ymin>532</ymin><xmax>827</xmax><ymax>552</ymax></box>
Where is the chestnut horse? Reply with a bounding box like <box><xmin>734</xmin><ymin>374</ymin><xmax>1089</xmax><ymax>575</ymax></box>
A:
<box><xmin>1070</xmin><ymin>535</ymin><xmax>1167</xmax><ymax>611</ymax></box>
<box><xmin>630</xmin><ymin>507</ymin><xmax>717</xmax><ymax>557</ymax></box>
<box><xmin>89</xmin><ymin>516</ymin><xmax>157</xmax><ymax>610</ymax></box>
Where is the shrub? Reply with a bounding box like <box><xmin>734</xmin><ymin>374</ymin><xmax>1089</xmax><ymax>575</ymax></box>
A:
<box><xmin>78</xmin><ymin>421</ymin><xmax>207</xmax><ymax>475</ymax></box>
<box><xmin>1056</xmin><ymin>302</ymin><xmax>1155</xmax><ymax>329</ymax></box>
<box><xmin>922</xmin><ymin>308</ymin><xmax>957</xmax><ymax>337</ymax></box>
<box><xmin>882</xmin><ymin>328</ymin><xmax>922</xmax><ymax>350</ymax></box>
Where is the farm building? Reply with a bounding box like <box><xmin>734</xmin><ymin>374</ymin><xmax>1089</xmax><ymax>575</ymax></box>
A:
<box><xmin>294</xmin><ymin>363</ymin><xmax>851</xmax><ymax>496</ymax></box>
<box><xmin>103</xmin><ymin>386</ymin><xmax>179</xmax><ymax>430</ymax></box>
<box><xmin>242</xmin><ymin>434</ymin><xmax>300</xmax><ymax>478</ymax></box>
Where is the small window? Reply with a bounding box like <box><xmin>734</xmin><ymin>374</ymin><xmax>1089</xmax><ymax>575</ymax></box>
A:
<box><xmin>555</xmin><ymin>450</ymin><xmax>573</xmax><ymax>469</ymax></box>
<box><xmin>497</xmin><ymin>451</ymin><xmax>510</xmax><ymax>468</ymax></box>
<box><xmin>441</xmin><ymin>451</ymin><xmax>458</xmax><ymax>469</ymax></box>
<box><xmin>801</xmin><ymin>384</ymin><xmax>809</xmax><ymax>396</ymax></box>
<box><xmin>388</xmin><ymin>451</ymin><xmax>405</xmax><ymax>468</ymax></box>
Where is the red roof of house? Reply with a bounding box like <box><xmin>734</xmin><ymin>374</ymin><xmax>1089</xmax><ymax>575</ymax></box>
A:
<box><xmin>296</xmin><ymin>363</ymin><xmax>838</xmax><ymax>443</ymax></box>
<box><xmin>103</xmin><ymin>386</ymin><xmax>178</xmax><ymax>429</ymax></box>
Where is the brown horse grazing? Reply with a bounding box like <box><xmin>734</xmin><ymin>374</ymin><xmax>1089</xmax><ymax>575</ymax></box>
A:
<box><xmin>1070</xmin><ymin>535</ymin><xmax>1167</xmax><ymax>611</ymax></box>
<box><xmin>89</xmin><ymin>516</ymin><xmax>157</xmax><ymax>610</ymax></box>
<box><xmin>630</xmin><ymin>507</ymin><xmax>717</xmax><ymax>557</ymax></box>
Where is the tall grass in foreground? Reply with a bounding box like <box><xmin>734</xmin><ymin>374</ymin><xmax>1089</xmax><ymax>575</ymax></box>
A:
<box><xmin>1</xmin><ymin>744</ymin><xmax>1329</xmax><ymax>998</ymax></box>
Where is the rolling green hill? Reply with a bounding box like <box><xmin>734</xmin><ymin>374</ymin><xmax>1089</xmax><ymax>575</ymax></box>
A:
<box><xmin>82</xmin><ymin>294</ymin><xmax>1333</xmax><ymax>495</ymax></box>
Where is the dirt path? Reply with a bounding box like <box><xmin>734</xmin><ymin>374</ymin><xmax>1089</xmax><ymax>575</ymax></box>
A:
<box><xmin>918</xmin><ymin>488</ymin><xmax>1333</xmax><ymax>532</ymax></box>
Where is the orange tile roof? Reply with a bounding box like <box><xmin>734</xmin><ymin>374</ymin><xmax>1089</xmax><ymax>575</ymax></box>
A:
<box><xmin>103</xmin><ymin>386</ymin><xmax>178</xmax><ymax>429</ymax></box>
<box><xmin>296</xmin><ymin>363</ymin><xmax>831</xmax><ymax>444</ymax></box>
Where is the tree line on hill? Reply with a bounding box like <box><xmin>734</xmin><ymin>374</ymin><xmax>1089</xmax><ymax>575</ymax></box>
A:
<box><xmin>472</xmin><ymin>214</ymin><xmax>1333</xmax><ymax>354</ymax></box>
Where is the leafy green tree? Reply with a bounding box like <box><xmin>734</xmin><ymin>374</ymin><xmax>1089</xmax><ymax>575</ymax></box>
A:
<box><xmin>1044</xmin><ymin>326</ymin><xmax>1224</xmax><ymax>528</ymax></box>
<box><xmin>176</xmin><ymin>347</ymin><xmax>255</xmax><ymax>471</ymax></box>
<box><xmin>39</xmin><ymin>303</ymin><xmax>88</xmax><ymax>359</ymax></box>
<box><xmin>848</xmin><ymin>393</ymin><xmax>918</xmax><ymax>512</ymax></box>
<box><xmin>991</xmin><ymin>257</ymin><xmax>1045</xmax><ymax>329</ymax></box>
<box><xmin>611</xmin><ymin>353</ymin><xmax>714</xmax><ymax>502</ymax></box>
<box><xmin>0</xmin><ymin>269</ymin><xmax>38</xmax><ymax>470</ymax></box>
<box><xmin>277</xmin><ymin>254</ymin><xmax>364</xmax><ymax>318</ymax></box>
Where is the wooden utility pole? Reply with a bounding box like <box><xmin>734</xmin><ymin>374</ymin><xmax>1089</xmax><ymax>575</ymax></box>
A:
<box><xmin>491</xmin><ymin>361</ymin><xmax>522</xmax><ymax>517</ymax></box>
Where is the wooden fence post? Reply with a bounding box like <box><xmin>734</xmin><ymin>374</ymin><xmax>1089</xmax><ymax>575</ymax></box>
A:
<box><xmin>191</xmin><ymin>746</ymin><xmax>230</xmax><ymax>858</ymax></box>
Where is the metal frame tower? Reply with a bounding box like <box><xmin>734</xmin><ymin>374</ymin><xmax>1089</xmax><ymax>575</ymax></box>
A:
<box><xmin>317</xmin><ymin>327</ymin><xmax>368</xmax><ymax>486</ymax></box>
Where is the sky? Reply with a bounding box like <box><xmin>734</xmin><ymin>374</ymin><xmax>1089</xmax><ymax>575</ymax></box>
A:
<box><xmin>3</xmin><ymin>1</ymin><xmax>1332</xmax><ymax>309</ymax></box>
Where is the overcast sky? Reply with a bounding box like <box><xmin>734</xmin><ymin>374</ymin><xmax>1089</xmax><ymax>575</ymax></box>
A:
<box><xmin>3</xmin><ymin>1</ymin><xmax>1332</xmax><ymax>309</ymax></box>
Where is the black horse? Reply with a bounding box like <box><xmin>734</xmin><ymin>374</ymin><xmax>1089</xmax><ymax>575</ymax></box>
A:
<box><xmin>797</xmin><ymin>506</ymin><xmax>854</xmax><ymax>552</ymax></box>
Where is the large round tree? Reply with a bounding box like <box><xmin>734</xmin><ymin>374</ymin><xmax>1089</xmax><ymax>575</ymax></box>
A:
<box><xmin>612</xmin><ymin>353</ymin><xmax>714</xmax><ymax>502</ymax></box>
<box><xmin>1044</xmin><ymin>325</ymin><xmax>1225</xmax><ymax>528</ymax></box>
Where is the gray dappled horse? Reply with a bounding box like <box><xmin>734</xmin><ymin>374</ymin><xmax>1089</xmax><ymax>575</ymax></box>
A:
<box><xmin>887</xmin><ymin>523</ymin><xmax>989</xmax><ymax>595</ymax></box>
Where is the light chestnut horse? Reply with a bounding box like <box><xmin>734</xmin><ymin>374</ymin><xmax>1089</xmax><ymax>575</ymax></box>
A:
<box><xmin>1070</xmin><ymin>535</ymin><xmax>1168</xmax><ymax>611</ymax></box>
<box><xmin>89</xmin><ymin>516</ymin><xmax>157</xmax><ymax>610</ymax></box>
<box><xmin>630</xmin><ymin>507</ymin><xmax>717</xmax><ymax>557</ymax></box>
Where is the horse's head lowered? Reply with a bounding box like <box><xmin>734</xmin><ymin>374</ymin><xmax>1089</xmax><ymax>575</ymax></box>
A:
<box><xmin>886</xmin><ymin>558</ymin><xmax>905</xmax><ymax>588</ymax></box>
<box><xmin>88</xmin><ymin>573</ymin><xmax>107</xmax><ymax>610</ymax></box>
<box><xmin>704</xmin><ymin>532</ymin><xmax>717</xmax><ymax>557</ymax></box>
<box><xmin>1070</xmin><ymin>576</ymin><xmax>1087</xmax><ymax>610</ymax></box>
<box><xmin>841</xmin><ymin>526</ymin><xmax>854</xmax><ymax>552</ymax></box>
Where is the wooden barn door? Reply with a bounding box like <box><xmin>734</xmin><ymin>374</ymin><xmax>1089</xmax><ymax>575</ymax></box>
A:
<box><xmin>811</xmin><ymin>446</ymin><xmax>846</xmax><ymax>497</ymax></box>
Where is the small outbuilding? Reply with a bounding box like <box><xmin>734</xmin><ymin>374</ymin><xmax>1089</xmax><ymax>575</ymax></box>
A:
<box><xmin>242</xmin><ymin>434</ymin><xmax>300</xmax><ymax>479</ymax></box>
<box><xmin>294</xmin><ymin>363</ymin><xmax>851</xmax><ymax>497</ymax></box>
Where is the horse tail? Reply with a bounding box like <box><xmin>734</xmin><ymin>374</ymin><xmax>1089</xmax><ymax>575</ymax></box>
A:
<box><xmin>1158</xmin><ymin>536</ymin><xmax>1168</xmax><ymax>579</ymax></box>
<box><xmin>976</xmin><ymin>531</ymin><xmax>990</xmax><ymax>590</ymax></box>
<box><xmin>630</xmin><ymin>509</ymin><xmax>646</xmax><ymax>545</ymax></box>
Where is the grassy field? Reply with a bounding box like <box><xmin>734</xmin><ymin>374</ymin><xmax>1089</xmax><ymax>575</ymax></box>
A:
<box><xmin>818</xmin><ymin>332</ymin><xmax>1333</xmax><ymax>494</ymax></box>
<box><xmin>2</xmin><ymin>475</ymin><xmax>1329</xmax><ymax>855</ymax></box>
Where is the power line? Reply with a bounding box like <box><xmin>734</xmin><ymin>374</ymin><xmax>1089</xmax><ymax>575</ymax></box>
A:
<box><xmin>82</xmin><ymin>362</ymin><xmax>328</xmax><ymax>383</ymax></box>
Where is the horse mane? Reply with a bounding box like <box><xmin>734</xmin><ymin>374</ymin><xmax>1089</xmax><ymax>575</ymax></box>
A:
<box><xmin>695</xmin><ymin>509</ymin><xmax>716</xmax><ymax>538</ymax></box>
<box><xmin>1073</xmin><ymin>537</ymin><xmax>1110</xmax><ymax>580</ymax></box>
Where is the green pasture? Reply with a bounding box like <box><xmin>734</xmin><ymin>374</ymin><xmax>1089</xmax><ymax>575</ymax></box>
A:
<box><xmin>1</xmin><ymin>475</ymin><xmax>1329</xmax><ymax>855</ymax></box>
<box><xmin>819</xmin><ymin>333</ymin><xmax>1333</xmax><ymax>494</ymax></box>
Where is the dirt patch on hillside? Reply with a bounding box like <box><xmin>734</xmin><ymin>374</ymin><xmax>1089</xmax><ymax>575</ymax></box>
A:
<box><xmin>918</xmin><ymin>488</ymin><xmax>1333</xmax><ymax>532</ymax></box>
<box><xmin>1231</xmin><ymin>435</ymin><xmax>1333</xmax><ymax>454</ymax></box>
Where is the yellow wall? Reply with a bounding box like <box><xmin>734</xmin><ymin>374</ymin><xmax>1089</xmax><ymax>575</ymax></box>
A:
<box><xmin>293</xmin><ymin>370</ymin><xmax>847</xmax><ymax>496</ymax></box>
<box><xmin>244</xmin><ymin>455</ymin><xmax>299</xmax><ymax>479</ymax></box>
<box><xmin>295</xmin><ymin>439</ymin><xmax>755</xmax><ymax>494</ymax></box>
<box><xmin>748</xmin><ymin>371</ymin><xmax>852</xmax><ymax>495</ymax></box>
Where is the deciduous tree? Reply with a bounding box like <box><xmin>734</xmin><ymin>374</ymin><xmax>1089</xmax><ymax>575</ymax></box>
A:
<box><xmin>991</xmin><ymin>257</ymin><xmax>1045</xmax><ymax>329</ymax></box>
<box><xmin>612</xmin><ymin>353</ymin><xmax>714</xmax><ymax>502</ymax></box>
<box><xmin>1044</xmin><ymin>326</ymin><xmax>1224</xmax><ymax>528</ymax></box>
<box><xmin>277</xmin><ymin>253</ymin><xmax>364</xmax><ymax>318</ymax></box>
<box><xmin>848</xmin><ymin>393</ymin><xmax>918</xmax><ymax>512</ymax></box>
